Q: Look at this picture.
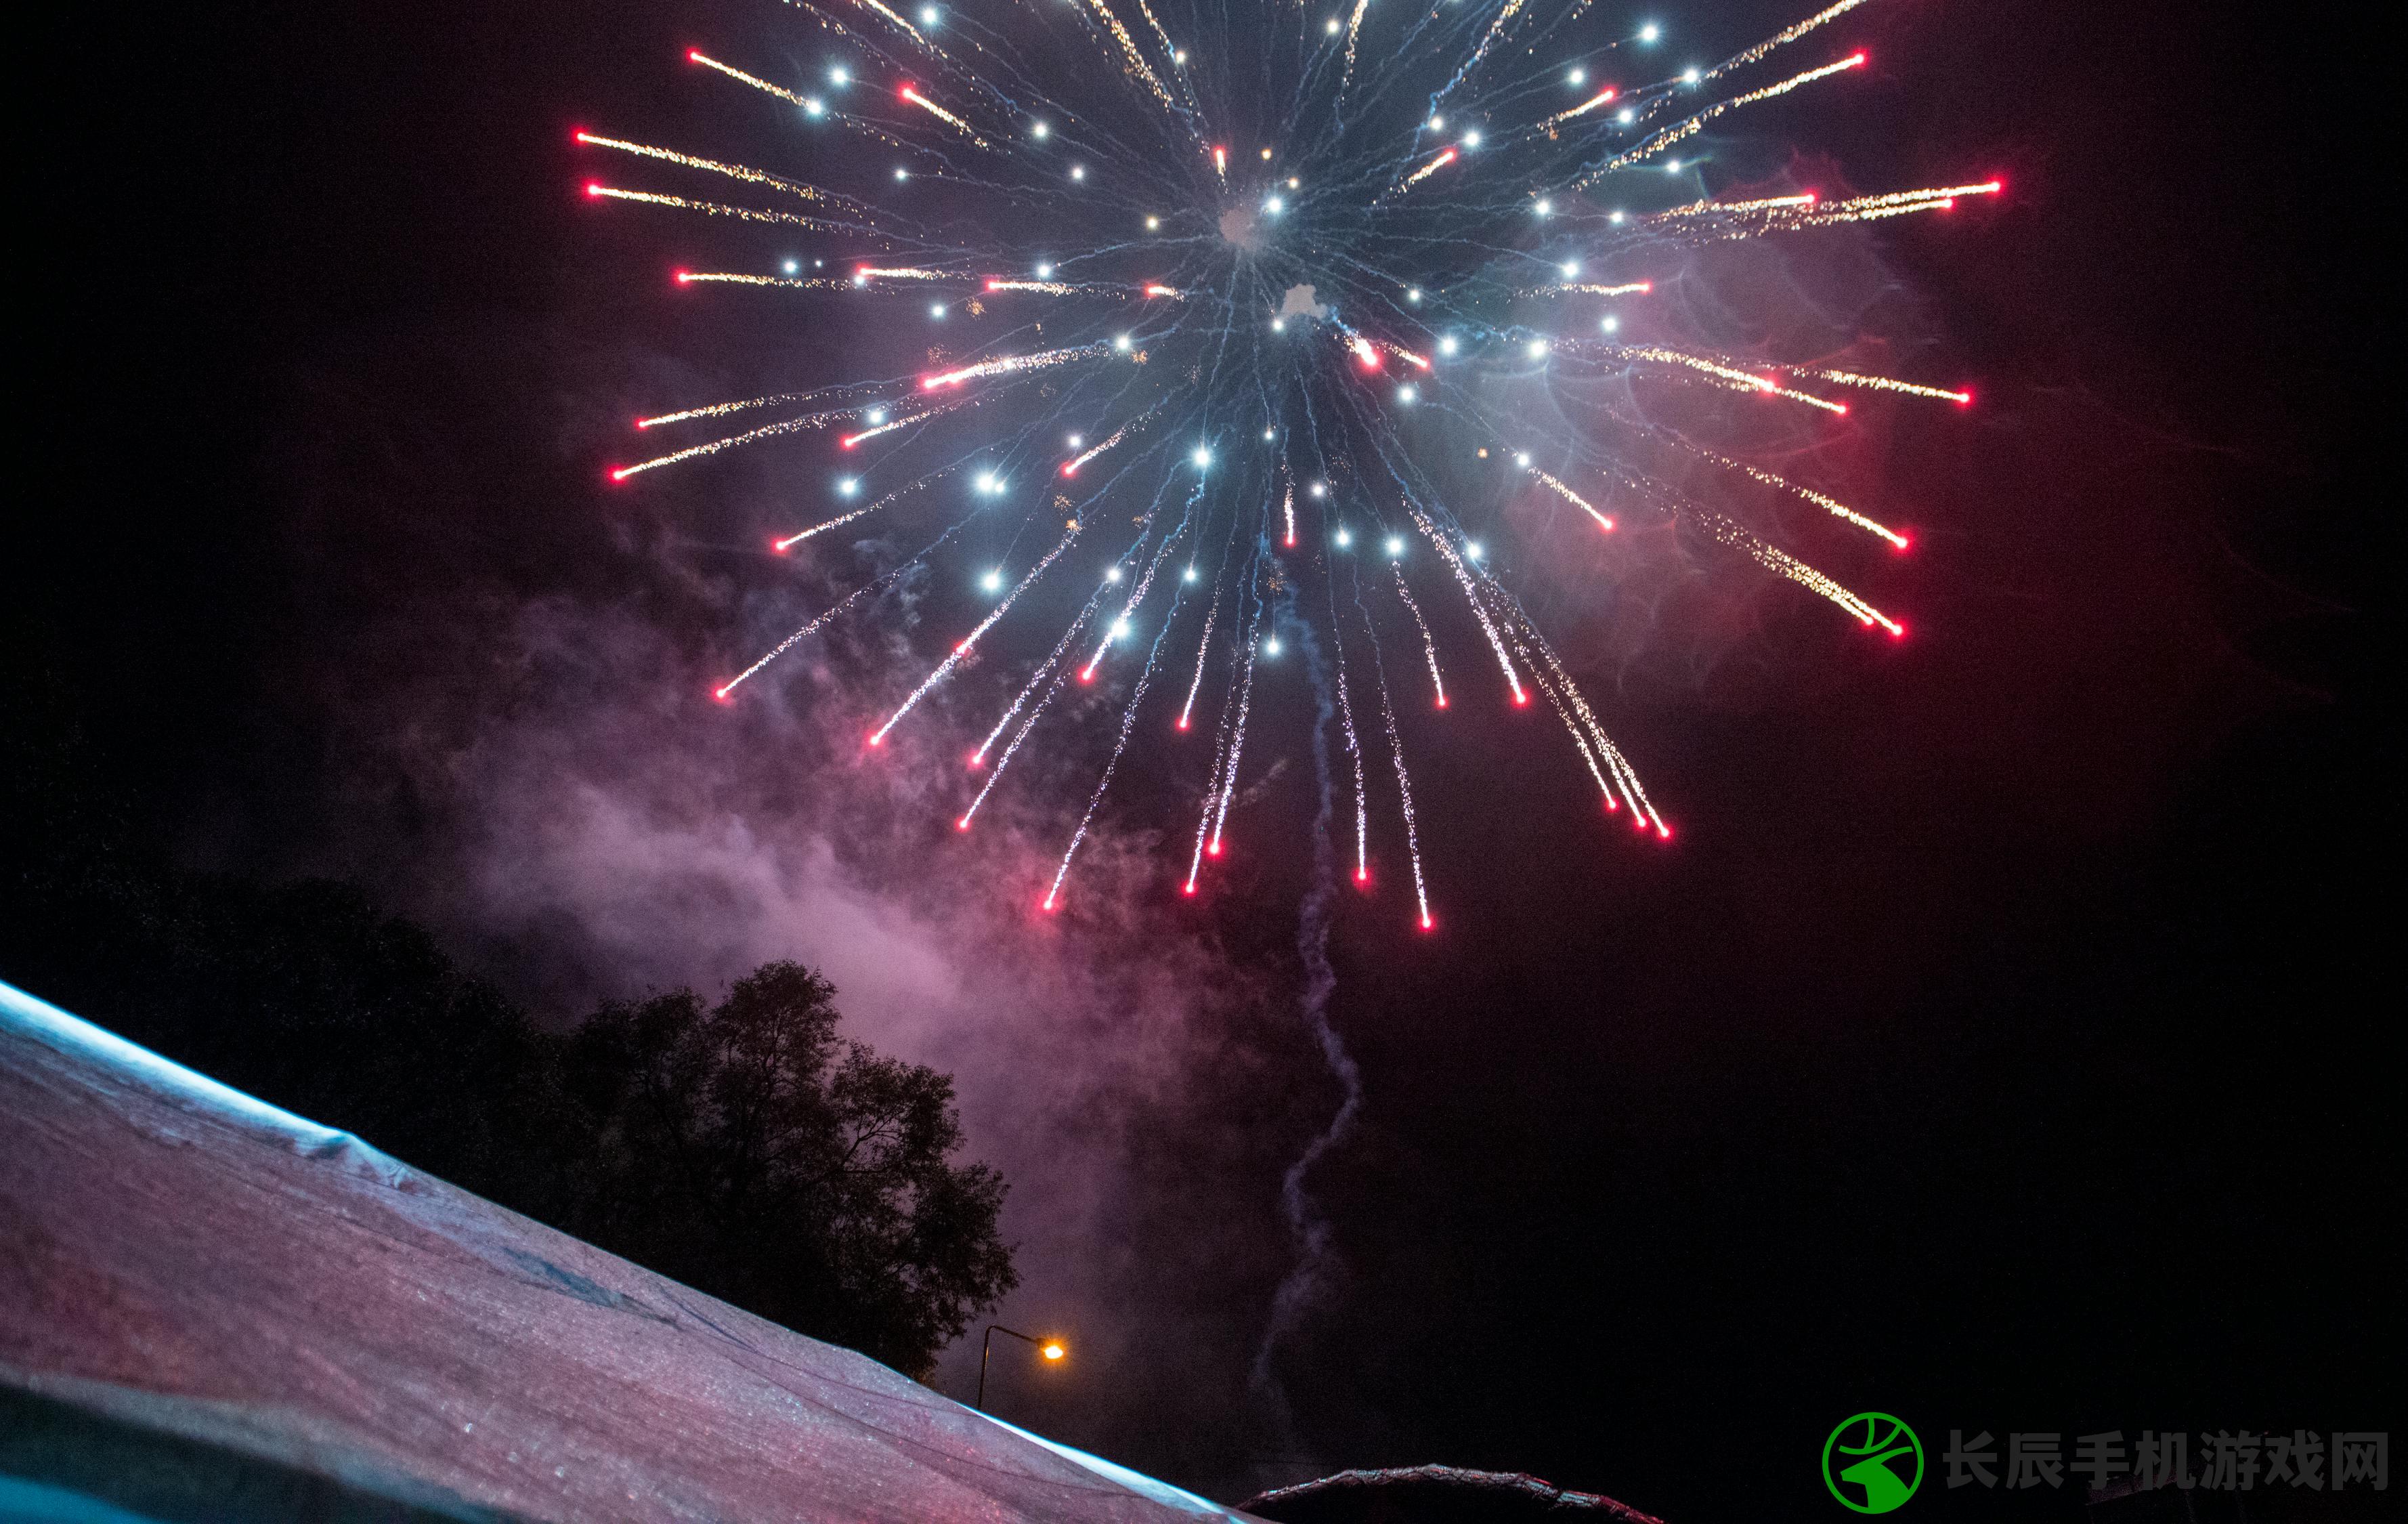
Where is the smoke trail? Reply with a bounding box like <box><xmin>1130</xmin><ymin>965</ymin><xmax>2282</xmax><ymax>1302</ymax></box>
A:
<box><xmin>1249</xmin><ymin>597</ymin><xmax>1365</xmax><ymax>1443</ymax></box>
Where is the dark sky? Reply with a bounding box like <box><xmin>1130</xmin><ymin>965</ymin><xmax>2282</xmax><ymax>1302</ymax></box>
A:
<box><xmin>19</xmin><ymin>0</ymin><xmax>2396</xmax><ymax>1518</ymax></box>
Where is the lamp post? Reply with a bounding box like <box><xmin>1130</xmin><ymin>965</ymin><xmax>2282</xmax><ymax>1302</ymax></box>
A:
<box><xmin>974</xmin><ymin>1324</ymin><xmax>1067</xmax><ymax>1412</ymax></box>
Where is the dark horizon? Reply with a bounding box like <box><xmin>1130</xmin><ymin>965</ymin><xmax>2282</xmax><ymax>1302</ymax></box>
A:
<box><xmin>13</xmin><ymin>0</ymin><xmax>2396</xmax><ymax>1517</ymax></box>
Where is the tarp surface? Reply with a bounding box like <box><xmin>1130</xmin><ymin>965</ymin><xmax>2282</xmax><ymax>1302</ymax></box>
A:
<box><xmin>0</xmin><ymin>981</ymin><xmax>1260</xmax><ymax>1523</ymax></box>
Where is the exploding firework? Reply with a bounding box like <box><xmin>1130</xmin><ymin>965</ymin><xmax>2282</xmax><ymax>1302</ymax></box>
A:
<box><xmin>586</xmin><ymin>0</ymin><xmax>1992</xmax><ymax>923</ymax></box>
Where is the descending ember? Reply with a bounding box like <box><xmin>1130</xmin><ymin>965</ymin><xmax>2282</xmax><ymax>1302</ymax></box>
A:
<box><xmin>584</xmin><ymin>0</ymin><xmax>1993</xmax><ymax>920</ymax></box>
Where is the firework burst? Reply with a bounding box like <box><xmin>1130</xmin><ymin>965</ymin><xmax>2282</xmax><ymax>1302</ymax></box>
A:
<box><xmin>586</xmin><ymin>0</ymin><xmax>1992</xmax><ymax>923</ymax></box>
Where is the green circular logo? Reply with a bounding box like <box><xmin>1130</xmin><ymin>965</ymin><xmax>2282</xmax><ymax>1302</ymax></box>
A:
<box><xmin>1822</xmin><ymin>1413</ymin><xmax>1924</xmax><ymax>1514</ymax></box>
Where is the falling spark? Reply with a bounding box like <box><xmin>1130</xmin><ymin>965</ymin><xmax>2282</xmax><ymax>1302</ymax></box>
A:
<box><xmin>961</xmin><ymin>611</ymin><xmax>1098</xmax><ymax>829</ymax></box>
<box><xmin>1652</xmin><ymin>192</ymin><xmax>1817</xmax><ymax>219</ymax></box>
<box><xmin>1529</xmin><ymin>280</ymin><xmax>1655</xmax><ymax>298</ymax></box>
<box><xmin>1337</xmin><ymin>0</ymin><xmax>1372</xmax><ymax>102</ymax></box>
<box><xmin>839</xmin><ymin>408</ymin><xmax>941</xmax><ymax>449</ymax></box>
<box><xmin>613</xmin><ymin>405</ymin><xmax>878</xmax><ymax>479</ymax></box>
<box><xmin>1046</xmin><ymin>578</ymin><xmax>1186</xmax><ymax>906</ymax></box>
<box><xmin>872</xmin><ymin>526</ymin><xmax>1081</xmax><ymax>744</ymax></box>
<box><xmin>1539</xmin><ymin>87</ymin><xmax>1620</xmax><ymax>130</ymax></box>
<box><xmin>1078</xmin><ymin>0</ymin><xmax>1181</xmax><ymax>113</ymax></box>
<box><xmin>584</xmin><ymin>184</ymin><xmax>840</xmax><ymax>231</ymax></box>
<box><xmin>899</xmin><ymin>84</ymin><xmax>988</xmax><ymax>146</ymax></box>
<box><xmin>687</xmin><ymin>50</ymin><xmax>816</xmax><ymax>109</ymax></box>
<box><xmin>1400</xmin><ymin>147</ymin><xmax>1458</xmax><ymax>192</ymax></box>
<box><xmin>1527</xmin><ymin>467</ymin><xmax>1618</xmax><ymax>533</ymax></box>
<box><xmin>1390</xmin><ymin>565</ymin><xmax>1447</xmax><ymax>709</ymax></box>
<box><xmin>1703</xmin><ymin>0</ymin><xmax>1870</xmax><ymax>83</ymax></box>
<box><xmin>848</xmin><ymin>0</ymin><xmax>933</xmax><ymax>49</ymax></box>
<box><xmin>674</xmin><ymin>270</ymin><xmax>850</xmax><ymax>292</ymax></box>
<box><xmin>924</xmin><ymin>341</ymin><xmax>1112</xmax><ymax>389</ymax></box>
<box><xmin>1607</xmin><ymin>345</ymin><xmax>1849</xmax><ymax>414</ymax></box>
<box><xmin>1794</xmin><ymin>367</ymin><xmax>1973</xmax><ymax>404</ymax></box>
<box><xmin>716</xmin><ymin>587</ymin><xmax>872</xmax><ymax>698</ymax></box>
<box><xmin>1701</xmin><ymin>515</ymin><xmax>1901</xmax><ymax>633</ymax></box>
<box><xmin>1576</xmin><ymin>52</ymin><xmax>1868</xmax><ymax>186</ymax></box>
<box><xmin>1062</xmin><ymin>402</ymin><xmax>1162</xmax><ymax>476</ymax></box>
<box><xmin>576</xmin><ymin>133</ymin><xmax>838</xmax><ymax>205</ymax></box>
<box><xmin>1207</xmin><ymin>606</ymin><xmax>1264</xmax><ymax>858</ymax></box>
<box><xmin>1690</xmin><ymin>446</ymin><xmax>1908</xmax><ymax>547</ymax></box>
<box><xmin>1178</xmin><ymin>577</ymin><xmax>1222</xmax><ymax>732</ymax></box>
<box><xmin>1409</xmin><ymin>509</ymin><xmax>1526</xmax><ymax>706</ymax></box>
<box><xmin>1081</xmin><ymin>521</ymin><xmax>1188</xmax><ymax>681</ymax></box>
<box><xmin>635</xmin><ymin>389</ymin><xmax>851</xmax><ymax>430</ymax></box>
<box><xmin>1187</xmin><ymin>588</ymin><xmax>1262</xmax><ymax>891</ymax></box>
<box><xmin>1325</xmin><ymin>582</ymin><xmax>1371</xmax><ymax>883</ymax></box>
<box><xmin>1727</xmin><ymin>51</ymin><xmax>1866</xmax><ymax>108</ymax></box>
<box><xmin>1365</xmin><ymin>620</ymin><xmax>1433</xmax><ymax>929</ymax></box>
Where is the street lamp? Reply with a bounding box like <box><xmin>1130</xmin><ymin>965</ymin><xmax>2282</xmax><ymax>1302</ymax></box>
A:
<box><xmin>974</xmin><ymin>1324</ymin><xmax>1067</xmax><ymax>1411</ymax></box>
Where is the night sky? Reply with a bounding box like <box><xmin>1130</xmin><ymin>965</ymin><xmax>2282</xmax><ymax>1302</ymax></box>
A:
<box><xmin>18</xmin><ymin>0</ymin><xmax>2396</xmax><ymax>1519</ymax></box>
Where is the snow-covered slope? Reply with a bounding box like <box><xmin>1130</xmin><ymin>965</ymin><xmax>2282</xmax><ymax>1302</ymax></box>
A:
<box><xmin>0</xmin><ymin>980</ymin><xmax>1260</xmax><ymax>1523</ymax></box>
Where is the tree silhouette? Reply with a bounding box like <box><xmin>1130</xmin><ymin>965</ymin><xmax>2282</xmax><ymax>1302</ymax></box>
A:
<box><xmin>561</xmin><ymin>964</ymin><xmax>1016</xmax><ymax>1374</ymax></box>
<box><xmin>3</xmin><ymin>632</ymin><xmax>1015</xmax><ymax>1378</ymax></box>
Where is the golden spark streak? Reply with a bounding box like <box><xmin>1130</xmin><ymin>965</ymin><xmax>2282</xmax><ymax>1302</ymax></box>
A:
<box><xmin>1062</xmin><ymin>428</ymin><xmax>1125</xmax><ymax>476</ymax></box>
<box><xmin>636</xmin><ymin>391</ymin><xmax>815</xmax><ymax>429</ymax></box>
<box><xmin>1078</xmin><ymin>0</ymin><xmax>1180</xmax><ymax>112</ymax></box>
<box><xmin>611</xmin><ymin>414</ymin><xmax>828</xmax><ymax>478</ymax></box>
<box><xmin>899</xmin><ymin>86</ymin><xmax>988</xmax><ymax>147</ymax></box>
<box><xmin>576</xmin><ymin>133</ymin><xmax>831</xmax><ymax>203</ymax></box>
<box><xmin>769</xmin><ymin>467</ymin><xmax>950</xmax><ymax>553</ymax></box>
<box><xmin>1693</xmin><ymin>447</ymin><xmax>1907</xmax><ymax>547</ymax></box>
<box><xmin>1528</xmin><ymin>280</ymin><xmax>1654</xmax><ymax>297</ymax></box>
<box><xmin>1704</xmin><ymin>0</ymin><xmax>1871</xmax><ymax>83</ymax></box>
<box><xmin>716</xmin><ymin>586</ymin><xmax>874</xmax><ymax>697</ymax></box>
<box><xmin>585</xmin><ymin>184</ymin><xmax>837</xmax><ymax>230</ymax></box>
<box><xmin>1339</xmin><ymin>0</ymin><xmax>1371</xmax><ymax>98</ymax></box>
<box><xmin>674</xmin><ymin>272</ymin><xmax>848</xmax><ymax>292</ymax></box>
<box><xmin>1482</xmin><ymin>599</ymin><xmax>1646</xmax><ymax>824</ymax></box>
<box><xmin>839</xmin><ymin>409</ymin><xmax>937</xmax><ymax>448</ymax></box>
<box><xmin>1528</xmin><ymin>468</ymin><xmax>1616</xmax><ymax>533</ymax></box>
<box><xmin>1727</xmin><ymin>52</ymin><xmax>1865</xmax><ymax>108</ymax></box>
<box><xmin>1576</xmin><ymin>54</ymin><xmax>1864</xmax><ymax>186</ymax></box>
<box><xmin>1786</xmin><ymin>199</ymin><xmax>1962</xmax><ymax>228</ymax></box>
<box><xmin>1769</xmin><ymin>182</ymin><xmax>2002</xmax><ymax>229</ymax></box>
<box><xmin>1391</xmin><ymin>566</ymin><xmax>1446</xmax><ymax>708</ymax></box>
<box><xmin>852</xmin><ymin>0</ymin><xmax>932</xmax><ymax>49</ymax></box>
<box><xmin>1401</xmin><ymin>146</ymin><xmax>1458</xmax><ymax>190</ymax></box>
<box><xmin>1834</xmin><ymin>182</ymin><xmax>2002</xmax><ymax>210</ymax></box>
<box><xmin>1610</xmin><ymin>345</ymin><xmax>1849</xmax><ymax>415</ymax></box>
<box><xmin>1539</xmin><ymin>87</ymin><xmax>1620</xmax><ymax>129</ymax></box>
<box><xmin>1652</xmin><ymin>193</ymin><xmax>1818</xmax><ymax>219</ymax></box>
<box><xmin>1060</xmin><ymin>400</ymin><xmax>1163</xmax><ymax>475</ymax></box>
<box><xmin>873</xmin><ymin>526</ymin><xmax>1083</xmax><ymax>745</ymax></box>
<box><xmin>687</xmin><ymin>51</ymin><xmax>813</xmax><ymax>108</ymax></box>
<box><xmin>922</xmin><ymin>342</ymin><xmax>1111</xmax><ymax>389</ymax></box>
<box><xmin>1409</xmin><ymin>510</ymin><xmax>1526</xmax><ymax>704</ymax></box>
<box><xmin>1700</xmin><ymin>515</ymin><xmax>1899</xmax><ymax>632</ymax></box>
<box><xmin>1452</xmin><ymin>0</ymin><xmax>1532</xmax><ymax>93</ymax></box>
<box><xmin>1799</xmin><ymin>368</ymin><xmax>1971</xmax><ymax>404</ymax></box>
